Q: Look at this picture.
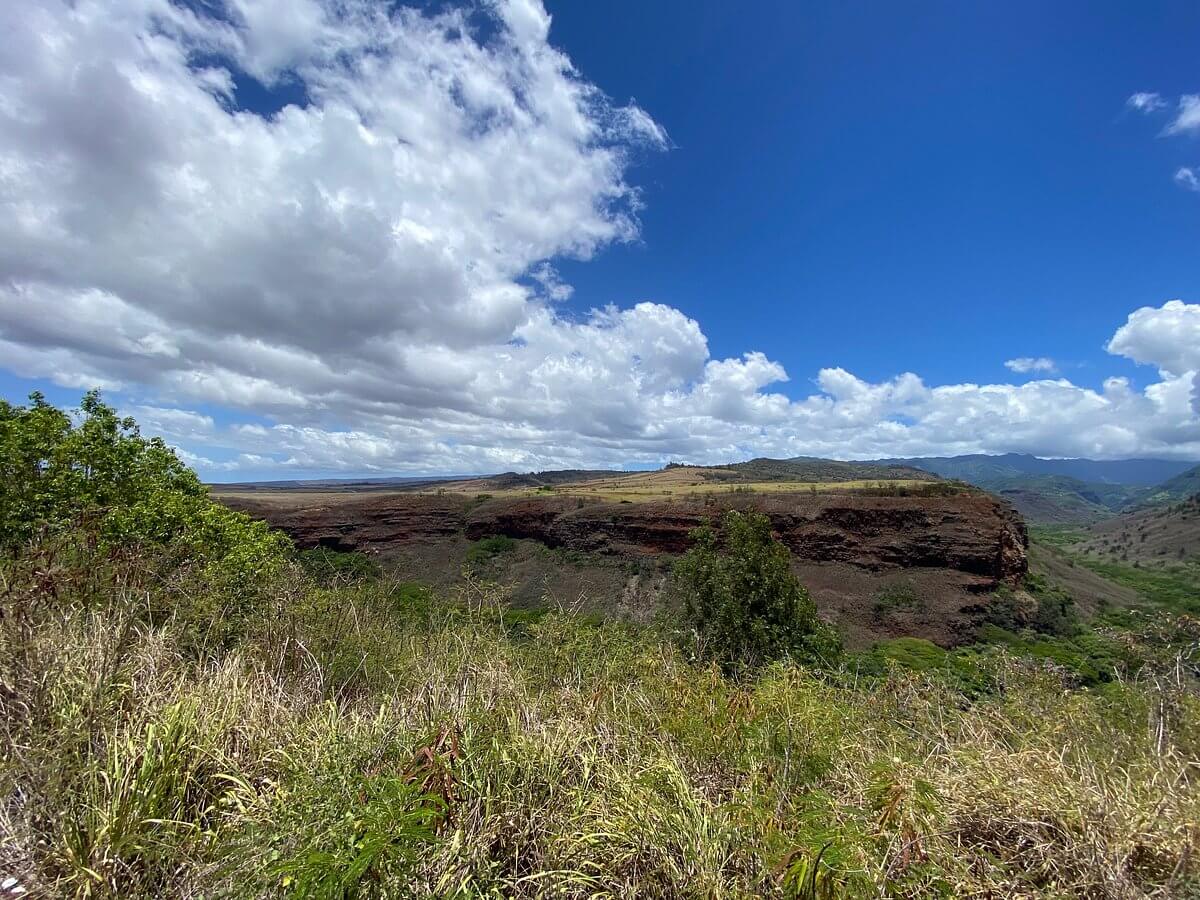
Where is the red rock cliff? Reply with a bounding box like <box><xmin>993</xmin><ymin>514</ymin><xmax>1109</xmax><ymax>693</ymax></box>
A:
<box><xmin>221</xmin><ymin>489</ymin><xmax>1027</xmax><ymax>587</ymax></box>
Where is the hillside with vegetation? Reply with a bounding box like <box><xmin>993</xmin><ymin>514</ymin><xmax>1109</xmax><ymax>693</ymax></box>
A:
<box><xmin>871</xmin><ymin>453</ymin><xmax>1200</xmax><ymax>524</ymax></box>
<box><xmin>873</xmin><ymin>453</ymin><xmax>1194</xmax><ymax>486</ymax></box>
<box><xmin>1072</xmin><ymin>494</ymin><xmax>1200</xmax><ymax>569</ymax></box>
<box><xmin>985</xmin><ymin>474</ymin><xmax>1145</xmax><ymax>524</ymax></box>
<box><xmin>2</xmin><ymin>394</ymin><xmax>1199</xmax><ymax>899</ymax></box>
<box><xmin>1137</xmin><ymin>464</ymin><xmax>1200</xmax><ymax>508</ymax></box>
<box><xmin>214</xmin><ymin>468</ymin><xmax>1015</xmax><ymax>650</ymax></box>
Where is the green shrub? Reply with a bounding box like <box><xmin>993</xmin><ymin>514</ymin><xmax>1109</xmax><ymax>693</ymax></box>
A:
<box><xmin>864</xmin><ymin>636</ymin><xmax>950</xmax><ymax>671</ymax></box>
<box><xmin>856</xmin><ymin>638</ymin><xmax>996</xmax><ymax>696</ymax></box>
<box><xmin>297</xmin><ymin>548</ymin><xmax>381</xmax><ymax>584</ymax></box>
<box><xmin>389</xmin><ymin>580</ymin><xmax>436</xmax><ymax>617</ymax></box>
<box><xmin>673</xmin><ymin>510</ymin><xmax>841</xmax><ymax>672</ymax></box>
<box><xmin>872</xmin><ymin>580</ymin><xmax>924</xmax><ymax>614</ymax></box>
<box><xmin>1026</xmin><ymin>575</ymin><xmax>1080</xmax><ymax>636</ymax></box>
<box><xmin>269</xmin><ymin>776</ymin><xmax>439</xmax><ymax>898</ymax></box>
<box><xmin>464</xmin><ymin>535</ymin><xmax>517</xmax><ymax>566</ymax></box>
<box><xmin>1</xmin><ymin>391</ymin><xmax>200</xmax><ymax>546</ymax></box>
<box><xmin>983</xmin><ymin>577</ymin><xmax>1080</xmax><ymax>639</ymax></box>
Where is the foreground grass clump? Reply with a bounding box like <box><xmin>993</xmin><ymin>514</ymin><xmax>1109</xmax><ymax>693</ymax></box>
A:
<box><xmin>2</xmin><ymin>542</ymin><xmax>1197</xmax><ymax>898</ymax></box>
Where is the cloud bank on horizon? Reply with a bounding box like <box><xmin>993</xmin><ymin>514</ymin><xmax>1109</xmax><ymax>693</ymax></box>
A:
<box><xmin>1</xmin><ymin>0</ymin><xmax>1199</xmax><ymax>476</ymax></box>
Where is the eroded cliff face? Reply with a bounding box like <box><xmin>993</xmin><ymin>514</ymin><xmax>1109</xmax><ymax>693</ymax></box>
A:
<box><xmin>468</xmin><ymin>494</ymin><xmax>1026</xmax><ymax>586</ymax></box>
<box><xmin>222</xmin><ymin>489</ymin><xmax>1027</xmax><ymax>587</ymax></box>
<box><xmin>218</xmin><ymin>488</ymin><xmax>1027</xmax><ymax>648</ymax></box>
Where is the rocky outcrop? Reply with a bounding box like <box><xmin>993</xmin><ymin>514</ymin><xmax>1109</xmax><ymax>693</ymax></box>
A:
<box><xmin>222</xmin><ymin>494</ymin><xmax>469</xmax><ymax>553</ymax></box>
<box><xmin>221</xmin><ymin>488</ymin><xmax>1027</xmax><ymax>587</ymax></box>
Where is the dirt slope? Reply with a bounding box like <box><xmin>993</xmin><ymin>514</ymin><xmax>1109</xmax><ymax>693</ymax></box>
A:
<box><xmin>1027</xmin><ymin>544</ymin><xmax>1139</xmax><ymax>617</ymax></box>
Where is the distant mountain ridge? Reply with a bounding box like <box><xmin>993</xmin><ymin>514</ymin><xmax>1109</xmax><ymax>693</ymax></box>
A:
<box><xmin>863</xmin><ymin>454</ymin><xmax>1200</xmax><ymax>524</ymax></box>
<box><xmin>212</xmin><ymin>455</ymin><xmax>1200</xmax><ymax>525</ymax></box>
<box><xmin>868</xmin><ymin>453</ymin><xmax>1195</xmax><ymax>486</ymax></box>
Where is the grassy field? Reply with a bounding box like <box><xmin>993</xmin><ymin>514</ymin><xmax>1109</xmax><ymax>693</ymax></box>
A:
<box><xmin>1030</xmin><ymin>524</ymin><xmax>1200</xmax><ymax>616</ymax></box>
<box><xmin>209</xmin><ymin>489</ymin><xmax>395</xmax><ymax>507</ymax></box>
<box><xmin>212</xmin><ymin>472</ymin><xmax>942</xmax><ymax>508</ymax></box>
<box><xmin>531</xmin><ymin>477</ymin><xmax>936</xmax><ymax>503</ymax></box>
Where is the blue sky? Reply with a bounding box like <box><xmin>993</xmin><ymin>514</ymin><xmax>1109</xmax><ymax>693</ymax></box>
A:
<box><xmin>544</xmin><ymin>0</ymin><xmax>1200</xmax><ymax>387</ymax></box>
<box><xmin>1</xmin><ymin>0</ymin><xmax>1199</xmax><ymax>478</ymax></box>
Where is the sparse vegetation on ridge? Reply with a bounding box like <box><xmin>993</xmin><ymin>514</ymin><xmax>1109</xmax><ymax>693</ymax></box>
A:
<box><xmin>2</xmin><ymin>396</ymin><xmax>1198</xmax><ymax>898</ymax></box>
<box><xmin>464</xmin><ymin>534</ymin><xmax>518</xmax><ymax>568</ymax></box>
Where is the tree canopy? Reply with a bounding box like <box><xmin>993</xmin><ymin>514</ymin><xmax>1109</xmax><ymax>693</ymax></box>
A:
<box><xmin>0</xmin><ymin>391</ymin><xmax>289</xmax><ymax>582</ymax></box>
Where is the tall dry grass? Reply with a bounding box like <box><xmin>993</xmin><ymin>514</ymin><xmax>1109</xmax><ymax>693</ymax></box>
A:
<box><xmin>1</xmin><ymin>542</ymin><xmax>1197</xmax><ymax>898</ymax></box>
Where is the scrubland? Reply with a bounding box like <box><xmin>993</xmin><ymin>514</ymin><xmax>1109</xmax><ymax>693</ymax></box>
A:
<box><xmin>3</xmin><ymin>542</ymin><xmax>1198</xmax><ymax>898</ymax></box>
<box><xmin>2</xmin><ymin>393</ymin><xmax>1198</xmax><ymax>898</ymax></box>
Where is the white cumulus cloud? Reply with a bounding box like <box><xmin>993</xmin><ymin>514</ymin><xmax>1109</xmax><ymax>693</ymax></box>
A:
<box><xmin>1107</xmin><ymin>299</ymin><xmax>1200</xmax><ymax>419</ymax></box>
<box><xmin>1107</xmin><ymin>300</ymin><xmax>1200</xmax><ymax>377</ymax></box>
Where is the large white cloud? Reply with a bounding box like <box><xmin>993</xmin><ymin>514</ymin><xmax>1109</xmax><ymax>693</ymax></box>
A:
<box><xmin>1107</xmin><ymin>300</ymin><xmax>1200</xmax><ymax>377</ymax></box>
<box><xmin>1</xmin><ymin>0</ymin><xmax>1199</xmax><ymax>475</ymax></box>
<box><xmin>116</xmin><ymin>296</ymin><xmax>1200</xmax><ymax>473</ymax></box>
<box><xmin>1107</xmin><ymin>300</ymin><xmax>1200</xmax><ymax>422</ymax></box>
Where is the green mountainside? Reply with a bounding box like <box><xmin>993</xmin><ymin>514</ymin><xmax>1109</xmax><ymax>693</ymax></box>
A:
<box><xmin>871</xmin><ymin>452</ymin><xmax>1194</xmax><ymax>485</ymax></box>
<box><xmin>1137</xmin><ymin>463</ymin><xmax>1200</xmax><ymax>508</ymax></box>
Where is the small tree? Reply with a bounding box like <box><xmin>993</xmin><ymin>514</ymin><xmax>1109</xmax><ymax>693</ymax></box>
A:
<box><xmin>674</xmin><ymin>510</ymin><xmax>840</xmax><ymax>672</ymax></box>
<box><xmin>0</xmin><ymin>391</ymin><xmax>289</xmax><ymax>584</ymax></box>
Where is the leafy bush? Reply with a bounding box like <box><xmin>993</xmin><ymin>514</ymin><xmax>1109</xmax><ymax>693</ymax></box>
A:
<box><xmin>0</xmin><ymin>392</ymin><xmax>290</xmax><ymax>584</ymax></box>
<box><xmin>265</xmin><ymin>763</ymin><xmax>441</xmax><ymax>897</ymax></box>
<box><xmin>674</xmin><ymin>510</ymin><xmax>841</xmax><ymax>672</ymax></box>
<box><xmin>983</xmin><ymin>576</ymin><xmax>1079</xmax><ymax>639</ymax></box>
<box><xmin>1</xmin><ymin>391</ymin><xmax>199</xmax><ymax>545</ymax></box>
<box><xmin>1024</xmin><ymin>572</ymin><xmax>1080</xmax><ymax>636</ymax></box>
<box><xmin>855</xmin><ymin>638</ymin><xmax>997</xmax><ymax>697</ymax></box>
